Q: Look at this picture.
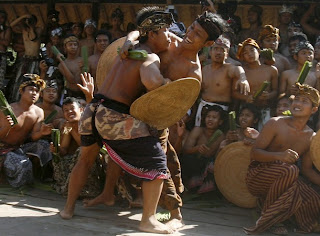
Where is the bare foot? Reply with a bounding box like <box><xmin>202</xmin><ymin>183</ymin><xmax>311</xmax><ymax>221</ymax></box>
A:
<box><xmin>83</xmin><ymin>194</ymin><xmax>115</xmax><ymax>207</ymax></box>
<box><xmin>167</xmin><ymin>208</ymin><xmax>184</xmax><ymax>230</ymax></box>
<box><xmin>139</xmin><ymin>215</ymin><xmax>174</xmax><ymax>234</ymax></box>
<box><xmin>59</xmin><ymin>206</ymin><xmax>74</xmax><ymax>220</ymax></box>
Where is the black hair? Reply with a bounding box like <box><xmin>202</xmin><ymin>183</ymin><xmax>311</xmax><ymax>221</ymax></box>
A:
<box><xmin>111</xmin><ymin>8</ymin><xmax>124</xmax><ymax>23</ymax></box>
<box><xmin>94</xmin><ymin>30</ymin><xmax>112</xmax><ymax>42</ymax></box>
<box><xmin>136</xmin><ymin>6</ymin><xmax>164</xmax><ymax>44</ymax></box>
<box><xmin>200</xmin><ymin>105</ymin><xmax>226</xmax><ymax>128</ymax></box>
<box><xmin>62</xmin><ymin>97</ymin><xmax>80</xmax><ymax>108</ymax></box>
<box><xmin>196</xmin><ymin>11</ymin><xmax>227</xmax><ymax>41</ymax></box>
<box><xmin>248</xmin><ymin>5</ymin><xmax>263</xmax><ymax>27</ymax></box>
<box><xmin>239</xmin><ymin>103</ymin><xmax>261</xmax><ymax>123</ymax></box>
<box><xmin>288</xmin><ymin>34</ymin><xmax>307</xmax><ymax>44</ymax></box>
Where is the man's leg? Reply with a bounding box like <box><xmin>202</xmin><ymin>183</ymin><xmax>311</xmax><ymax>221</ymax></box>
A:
<box><xmin>139</xmin><ymin>179</ymin><xmax>173</xmax><ymax>234</ymax></box>
<box><xmin>83</xmin><ymin>157</ymin><xmax>122</xmax><ymax>207</ymax></box>
<box><xmin>60</xmin><ymin>143</ymin><xmax>100</xmax><ymax>219</ymax></box>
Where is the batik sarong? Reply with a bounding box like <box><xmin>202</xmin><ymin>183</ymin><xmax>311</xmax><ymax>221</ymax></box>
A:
<box><xmin>79</xmin><ymin>94</ymin><xmax>169</xmax><ymax>181</ymax></box>
<box><xmin>244</xmin><ymin>160</ymin><xmax>320</xmax><ymax>234</ymax></box>
<box><xmin>22</xmin><ymin>139</ymin><xmax>52</xmax><ymax>166</ymax></box>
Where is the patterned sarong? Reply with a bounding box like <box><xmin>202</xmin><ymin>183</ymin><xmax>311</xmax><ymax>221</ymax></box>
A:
<box><xmin>22</xmin><ymin>139</ymin><xmax>52</xmax><ymax>166</ymax></box>
<box><xmin>244</xmin><ymin>160</ymin><xmax>320</xmax><ymax>234</ymax></box>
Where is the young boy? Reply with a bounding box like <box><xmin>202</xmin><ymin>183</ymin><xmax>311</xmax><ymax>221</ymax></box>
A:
<box><xmin>280</xmin><ymin>41</ymin><xmax>320</xmax><ymax>95</ymax></box>
<box><xmin>80</xmin><ymin>19</ymin><xmax>96</xmax><ymax>57</ymax></box>
<box><xmin>57</xmin><ymin>35</ymin><xmax>84</xmax><ymax>99</ymax></box>
<box><xmin>237</xmin><ymin>38</ymin><xmax>278</xmax><ymax>129</ymax></box>
<box><xmin>244</xmin><ymin>83</ymin><xmax>320</xmax><ymax>234</ymax></box>
<box><xmin>52</xmin><ymin>97</ymin><xmax>104</xmax><ymax>197</ymax></box>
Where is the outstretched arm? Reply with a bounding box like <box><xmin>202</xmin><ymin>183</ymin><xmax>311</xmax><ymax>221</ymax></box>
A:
<box><xmin>300</xmin><ymin>3</ymin><xmax>320</xmax><ymax>37</ymax></box>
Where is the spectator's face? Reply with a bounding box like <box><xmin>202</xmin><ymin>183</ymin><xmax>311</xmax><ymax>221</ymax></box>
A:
<box><xmin>279</xmin><ymin>12</ymin><xmax>292</xmax><ymax>25</ymax></box>
<box><xmin>62</xmin><ymin>102</ymin><xmax>82</xmax><ymax>122</ymax></box>
<box><xmin>295</xmin><ymin>49</ymin><xmax>314</xmax><ymax>64</ymax></box>
<box><xmin>210</xmin><ymin>45</ymin><xmax>228</xmax><ymax>63</ymax></box>
<box><xmin>111</xmin><ymin>17</ymin><xmax>122</xmax><ymax>27</ymax></box>
<box><xmin>21</xmin><ymin>86</ymin><xmax>40</xmax><ymax>104</ymax></box>
<box><xmin>239</xmin><ymin>108</ymin><xmax>256</xmax><ymax>129</ymax></box>
<box><xmin>183</xmin><ymin>21</ymin><xmax>209</xmax><ymax>50</ymax></box>
<box><xmin>42</xmin><ymin>88</ymin><xmax>58</xmax><ymax>103</ymax></box>
<box><xmin>72</xmin><ymin>26</ymin><xmax>82</xmax><ymax>38</ymax></box>
<box><xmin>291</xmin><ymin>95</ymin><xmax>314</xmax><ymax>118</ymax></box>
<box><xmin>50</xmin><ymin>35</ymin><xmax>60</xmax><ymax>46</ymax></box>
<box><xmin>152</xmin><ymin>27</ymin><xmax>171</xmax><ymax>53</ymax></box>
<box><xmin>289</xmin><ymin>39</ymin><xmax>300</xmax><ymax>56</ymax></box>
<box><xmin>247</xmin><ymin>11</ymin><xmax>258</xmax><ymax>24</ymax></box>
<box><xmin>96</xmin><ymin>34</ymin><xmax>110</xmax><ymax>53</ymax></box>
<box><xmin>262</xmin><ymin>37</ymin><xmax>279</xmax><ymax>51</ymax></box>
<box><xmin>314</xmin><ymin>44</ymin><xmax>320</xmax><ymax>61</ymax></box>
<box><xmin>205</xmin><ymin>110</ymin><xmax>222</xmax><ymax>129</ymax></box>
<box><xmin>287</xmin><ymin>26</ymin><xmax>302</xmax><ymax>38</ymax></box>
<box><xmin>242</xmin><ymin>45</ymin><xmax>259</xmax><ymax>63</ymax></box>
<box><xmin>276</xmin><ymin>97</ymin><xmax>291</xmax><ymax>116</ymax></box>
<box><xmin>65</xmin><ymin>41</ymin><xmax>79</xmax><ymax>55</ymax></box>
<box><xmin>85</xmin><ymin>25</ymin><xmax>95</xmax><ymax>36</ymax></box>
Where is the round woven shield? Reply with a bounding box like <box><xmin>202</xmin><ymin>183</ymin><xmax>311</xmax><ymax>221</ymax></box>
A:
<box><xmin>96</xmin><ymin>36</ymin><xmax>126</xmax><ymax>89</ymax></box>
<box><xmin>310</xmin><ymin>130</ymin><xmax>320</xmax><ymax>171</ymax></box>
<box><xmin>214</xmin><ymin>141</ymin><xmax>257</xmax><ymax>208</ymax></box>
<box><xmin>130</xmin><ymin>78</ymin><xmax>200</xmax><ymax>130</ymax></box>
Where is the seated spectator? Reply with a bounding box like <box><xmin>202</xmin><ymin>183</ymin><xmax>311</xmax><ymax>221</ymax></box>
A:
<box><xmin>181</xmin><ymin>105</ymin><xmax>225</xmax><ymax>193</ymax></box>
<box><xmin>0</xmin><ymin>74</ymin><xmax>52</xmax><ymax>187</ymax></box>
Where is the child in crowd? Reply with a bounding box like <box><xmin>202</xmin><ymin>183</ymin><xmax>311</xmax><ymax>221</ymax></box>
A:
<box><xmin>181</xmin><ymin>105</ymin><xmax>225</xmax><ymax>193</ymax></box>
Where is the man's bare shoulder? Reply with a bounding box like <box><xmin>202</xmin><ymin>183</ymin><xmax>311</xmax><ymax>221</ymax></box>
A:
<box><xmin>281</xmin><ymin>68</ymin><xmax>296</xmax><ymax>76</ymax></box>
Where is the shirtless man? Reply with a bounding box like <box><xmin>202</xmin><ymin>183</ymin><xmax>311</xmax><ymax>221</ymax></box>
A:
<box><xmin>0</xmin><ymin>74</ymin><xmax>52</xmax><ymax>187</ymax></box>
<box><xmin>237</xmin><ymin>38</ymin><xmax>278</xmax><ymax>129</ymax></box>
<box><xmin>280</xmin><ymin>41</ymin><xmax>320</xmax><ymax>95</ymax></box>
<box><xmin>60</xmin><ymin>7</ymin><xmax>174</xmax><ymax>234</ymax></box>
<box><xmin>57</xmin><ymin>35</ymin><xmax>84</xmax><ymax>99</ymax></box>
<box><xmin>9</xmin><ymin>14</ymin><xmax>43</xmax><ymax>102</ymax></box>
<box><xmin>109</xmin><ymin>8</ymin><xmax>126</xmax><ymax>41</ymax></box>
<box><xmin>88</xmin><ymin>30</ymin><xmax>111</xmax><ymax>88</ymax></box>
<box><xmin>258</xmin><ymin>25</ymin><xmax>291</xmax><ymax>75</ymax></box>
<box><xmin>195</xmin><ymin>35</ymin><xmax>249</xmax><ymax>126</ymax></box>
<box><xmin>0</xmin><ymin>10</ymin><xmax>12</xmax><ymax>91</ymax></box>
<box><xmin>244</xmin><ymin>83</ymin><xmax>320</xmax><ymax>235</ymax></box>
<box><xmin>287</xmin><ymin>33</ymin><xmax>308</xmax><ymax>69</ymax></box>
<box><xmin>277</xmin><ymin>5</ymin><xmax>294</xmax><ymax>57</ymax></box>
<box><xmin>80</xmin><ymin>19</ymin><xmax>96</xmax><ymax>57</ymax></box>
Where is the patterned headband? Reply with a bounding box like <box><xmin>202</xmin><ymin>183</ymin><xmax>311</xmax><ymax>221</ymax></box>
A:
<box><xmin>19</xmin><ymin>74</ymin><xmax>46</xmax><ymax>93</ymax></box>
<box><xmin>237</xmin><ymin>38</ymin><xmax>260</xmax><ymax>59</ymax></box>
<box><xmin>138</xmin><ymin>11</ymin><xmax>174</xmax><ymax>37</ymax></box>
<box><xmin>295</xmin><ymin>82</ymin><xmax>320</xmax><ymax>107</ymax></box>
<box><xmin>64</xmin><ymin>36</ymin><xmax>79</xmax><ymax>45</ymax></box>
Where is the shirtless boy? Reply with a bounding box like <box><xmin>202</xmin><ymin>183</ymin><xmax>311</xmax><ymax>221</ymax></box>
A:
<box><xmin>244</xmin><ymin>83</ymin><xmax>320</xmax><ymax>235</ymax></box>
<box><xmin>195</xmin><ymin>35</ymin><xmax>249</xmax><ymax>126</ymax></box>
<box><xmin>80</xmin><ymin>19</ymin><xmax>96</xmax><ymax>57</ymax></box>
<box><xmin>0</xmin><ymin>10</ymin><xmax>12</xmax><ymax>90</ymax></box>
<box><xmin>0</xmin><ymin>74</ymin><xmax>52</xmax><ymax>187</ymax></box>
<box><xmin>60</xmin><ymin>7</ymin><xmax>174</xmax><ymax>234</ymax></box>
<box><xmin>237</xmin><ymin>38</ymin><xmax>278</xmax><ymax>128</ymax></box>
<box><xmin>57</xmin><ymin>35</ymin><xmax>84</xmax><ymax>98</ymax></box>
<box><xmin>280</xmin><ymin>41</ymin><xmax>320</xmax><ymax>95</ymax></box>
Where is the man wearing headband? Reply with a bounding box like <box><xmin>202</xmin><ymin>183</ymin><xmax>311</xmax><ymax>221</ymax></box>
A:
<box><xmin>280</xmin><ymin>41</ymin><xmax>320</xmax><ymax>96</ymax></box>
<box><xmin>0</xmin><ymin>74</ymin><xmax>53</xmax><ymax>188</ymax></box>
<box><xmin>258</xmin><ymin>25</ymin><xmax>291</xmax><ymax>75</ymax></box>
<box><xmin>245</xmin><ymin>83</ymin><xmax>320</xmax><ymax>235</ymax></box>
<box><xmin>60</xmin><ymin>7</ymin><xmax>175</xmax><ymax>234</ymax></box>
<box><xmin>9</xmin><ymin>14</ymin><xmax>43</xmax><ymax>103</ymax></box>
<box><xmin>237</xmin><ymin>38</ymin><xmax>278</xmax><ymax>131</ymax></box>
<box><xmin>57</xmin><ymin>35</ymin><xmax>85</xmax><ymax>99</ymax></box>
<box><xmin>0</xmin><ymin>9</ymin><xmax>12</xmax><ymax>91</ymax></box>
<box><xmin>195</xmin><ymin>35</ymin><xmax>249</xmax><ymax>126</ymax></box>
<box><xmin>80</xmin><ymin>19</ymin><xmax>97</xmax><ymax>56</ymax></box>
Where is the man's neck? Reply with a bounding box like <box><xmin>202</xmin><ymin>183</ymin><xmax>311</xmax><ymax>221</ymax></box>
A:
<box><xmin>67</xmin><ymin>53</ymin><xmax>77</xmax><ymax>60</ymax></box>
<box><xmin>205</xmin><ymin>127</ymin><xmax>218</xmax><ymax>137</ymax></box>
<box><xmin>17</xmin><ymin>100</ymin><xmax>33</xmax><ymax>111</ymax></box>
<box><xmin>247</xmin><ymin>60</ymin><xmax>261</xmax><ymax>68</ymax></box>
<box><xmin>211</xmin><ymin>61</ymin><xmax>224</xmax><ymax>69</ymax></box>
<box><xmin>288</xmin><ymin>116</ymin><xmax>308</xmax><ymax>131</ymax></box>
<box><xmin>41</xmin><ymin>100</ymin><xmax>55</xmax><ymax>110</ymax></box>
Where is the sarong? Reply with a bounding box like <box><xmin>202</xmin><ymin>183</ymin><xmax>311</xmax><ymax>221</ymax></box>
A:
<box><xmin>195</xmin><ymin>99</ymin><xmax>229</xmax><ymax>127</ymax></box>
<box><xmin>79</xmin><ymin>94</ymin><xmax>169</xmax><ymax>181</ymax></box>
<box><xmin>22</xmin><ymin>139</ymin><xmax>52</xmax><ymax>166</ymax></box>
<box><xmin>3</xmin><ymin>148</ymin><xmax>33</xmax><ymax>188</ymax></box>
<box><xmin>0</xmin><ymin>52</ymin><xmax>6</xmax><ymax>90</ymax></box>
<box><xmin>8</xmin><ymin>56</ymin><xmax>39</xmax><ymax>103</ymax></box>
<box><xmin>52</xmin><ymin>148</ymin><xmax>105</xmax><ymax>198</ymax></box>
<box><xmin>244</xmin><ymin>160</ymin><xmax>320</xmax><ymax>234</ymax></box>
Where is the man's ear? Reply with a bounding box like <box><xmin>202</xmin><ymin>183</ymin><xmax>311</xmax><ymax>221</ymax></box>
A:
<box><xmin>204</xmin><ymin>40</ymin><xmax>214</xmax><ymax>48</ymax></box>
<box><xmin>293</xmin><ymin>54</ymin><xmax>298</xmax><ymax>61</ymax></box>
<box><xmin>312</xmin><ymin>106</ymin><xmax>318</xmax><ymax>115</ymax></box>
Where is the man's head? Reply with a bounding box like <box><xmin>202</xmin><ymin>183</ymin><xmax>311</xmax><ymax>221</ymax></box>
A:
<box><xmin>210</xmin><ymin>35</ymin><xmax>230</xmax><ymax>63</ymax></box>
<box><xmin>258</xmin><ymin>25</ymin><xmax>280</xmax><ymax>52</ymax></box>
<box><xmin>237</xmin><ymin>38</ymin><xmax>260</xmax><ymax>63</ymax></box>
<box><xmin>136</xmin><ymin>6</ymin><xmax>173</xmax><ymax>52</ymax></box>
<box><xmin>278</xmin><ymin>5</ymin><xmax>294</xmax><ymax>25</ymax></box>
<box><xmin>183</xmin><ymin>11</ymin><xmax>226</xmax><ymax>51</ymax></box>
<box><xmin>293</xmin><ymin>41</ymin><xmax>314</xmax><ymax>64</ymax></box>
<box><xmin>201</xmin><ymin>105</ymin><xmax>224</xmax><ymax>129</ymax></box>
<box><xmin>64</xmin><ymin>35</ymin><xmax>79</xmax><ymax>55</ymax></box>
<box><xmin>47</xmin><ymin>9</ymin><xmax>60</xmax><ymax>25</ymax></box>
<box><xmin>62</xmin><ymin>97</ymin><xmax>82</xmax><ymax>122</ymax></box>
<box><xmin>41</xmin><ymin>80</ymin><xmax>58</xmax><ymax>104</ymax></box>
<box><xmin>247</xmin><ymin>5</ymin><xmax>263</xmax><ymax>26</ymax></box>
<box><xmin>19</xmin><ymin>74</ymin><xmax>46</xmax><ymax>104</ymax></box>
<box><xmin>239</xmin><ymin>103</ymin><xmax>260</xmax><ymax>129</ymax></box>
<box><xmin>291</xmin><ymin>83</ymin><xmax>320</xmax><ymax>117</ymax></box>
<box><xmin>71</xmin><ymin>22</ymin><xmax>83</xmax><ymax>39</ymax></box>
<box><xmin>25</xmin><ymin>15</ymin><xmax>37</xmax><ymax>27</ymax></box>
<box><xmin>287</xmin><ymin>22</ymin><xmax>303</xmax><ymax>38</ymax></box>
<box><xmin>111</xmin><ymin>8</ymin><xmax>124</xmax><ymax>27</ymax></box>
<box><xmin>84</xmin><ymin>19</ymin><xmax>96</xmax><ymax>36</ymax></box>
<box><xmin>288</xmin><ymin>33</ymin><xmax>307</xmax><ymax>56</ymax></box>
<box><xmin>50</xmin><ymin>27</ymin><xmax>62</xmax><ymax>45</ymax></box>
<box><xmin>94</xmin><ymin>30</ymin><xmax>111</xmax><ymax>53</ymax></box>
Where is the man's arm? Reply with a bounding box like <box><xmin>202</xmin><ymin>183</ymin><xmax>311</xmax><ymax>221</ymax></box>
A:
<box><xmin>0</xmin><ymin>27</ymin><xmax>12</xmax><ymax>47</ymax></box>
<box><xmin>230</xmin><ymin>65</ymin><xmax>250</xmax><ymax>101</ymax></box>
<box><xmin>300</xmin><ymin>3</ymin><xmax>320</xmax><ymax>37</ymax></box>
<box><xmin>279</xmin><ymin>70</ymin><xmax>289</xmax><ymax>95</ymax></box>
<box><xmin>10</xmin><ymin>15</ymin><xmax>29</xmax><ymax>28</ymax></box>
<box><xmin>301</xmin><ymin>150</ymin><xmax>320</xmax><ymax>186</ymax></box>
<box><xmin>251</xmin><ymin>118</ymin><xmax>298</xmax><ymax>163</ymax></box>
<box><xmin>140</xmin><ymin>53</ymin><xmax>170</xmax><ymax>91</ymax></box>
<box><xmin>57</xmin><ymin>56</ymin><xmax>77</xmax><ymax>85</ymax></box>
<box><xmin>268</xmin><ymin>66</ymin><xmax>279</xmax><ymax>100</ymax></box>
<box><xmin>0</xmin><ymin>112</ymin><xmax>14</xmax><ymax>140</ymax></box>
<box><xmin>31</xmin><ymin>108</ymin><xmax>53</xmax><ymax>141</ymax></box>
<box><xmin>183</xmin><ymin>127</ymin><xmax>202</xmax><ymax>154</ymax></box>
